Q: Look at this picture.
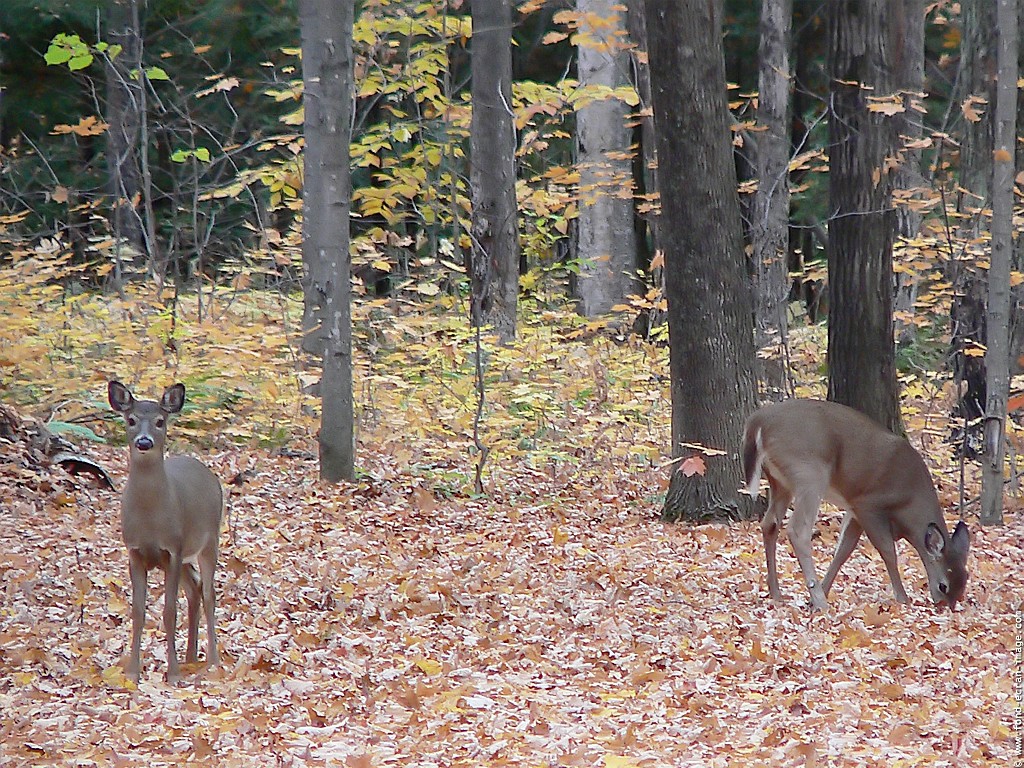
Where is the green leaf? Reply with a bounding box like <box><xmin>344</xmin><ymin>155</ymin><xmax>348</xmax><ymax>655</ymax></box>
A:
<box><xmin>194</xmin><ymin>147</ymin><xmax>211</xmax><ymax>162</ymax></box>
<box><xmin>68</xmin><ymin>54</ymin><xmax>94</xmax><ymax>71</ymax></box>
<box><xmin>146</xmin><ymin>66</ymin><xmax>170</xmax><ymax>81</ymax></box>
<box><xmin>44</xmin><ymin>46</ymin><xmax>72</xmax><ymax>66</ymax></box>
<box><xmin>171</xmin><ymin>149</ymin><xmax>190</xmax><ymax>163</ymax></box>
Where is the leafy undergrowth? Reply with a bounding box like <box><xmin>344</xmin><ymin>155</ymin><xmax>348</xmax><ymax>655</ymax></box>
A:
<box><xmin>1</xmin><ymin>272</ymin><xmax>1022</xmax><ymax>766</ymax></box>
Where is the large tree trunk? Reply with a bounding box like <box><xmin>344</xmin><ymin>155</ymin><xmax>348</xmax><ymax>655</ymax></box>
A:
<box><xmin>573</xmin><ymin>0</ymin><xmax>639</xmax><ymax>316</ymax></box>
<box><xmin>826</xmin><ymin>0</ymin><xmax>901</xmax><ymax>433</ymax></box>
<box><xmin>751</xmin><ymin>0</ymin><xmax>793</xmax><ymax>400</ymax></box>
<box><xmin>300</xmin><ymin>0</ymin><xmax>355</xmax><ymax>482</ymax></box>
<box><xmin>104</xmin><ymin>0</ymin><xmax>146</xmax><ymax>274</ymax></box>
<box><xmin>980</xmin><ymin>0</ymin><xmax>1017</xmax><ymax>526</ymax></box>
<box><xmin>644</xmin><ymin>0</ymin><xmax>759</xmax><ymax>523</ymax></box>
<box><xmin>470</xmin><ymin>0</ymin><xmax>519</xmax><ymax>344</ymax></box>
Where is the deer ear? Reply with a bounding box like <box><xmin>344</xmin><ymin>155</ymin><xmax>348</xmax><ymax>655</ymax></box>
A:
<box><xmin>162</xmin><ymin>383</ymin><xmax>186</xmax><ymax>414</ymax></box>
<box><xmin>924</xmin><ymin>523</ymin><xmax>946</xmax><ymax>557</ymax></box>
<box><xmin>949</xmin><ymin>520</ymin><xmax>970</xmax><ymax>556</ymax></box>
<box><xmin>108</xmin><ymin>380</ymin><xmax>133</xmax><ymax>413</ymax></box>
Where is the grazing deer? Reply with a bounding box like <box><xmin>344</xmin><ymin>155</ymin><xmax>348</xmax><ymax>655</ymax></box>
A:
<box><xmin>742</xmin><ymin>399</ymin><xmax>969</xmax><ymax>611</ymax></box>
<box><xmin>108</xmin><ymin>380</ymin><xmax>223</xmax><ymax>682</ymax></box>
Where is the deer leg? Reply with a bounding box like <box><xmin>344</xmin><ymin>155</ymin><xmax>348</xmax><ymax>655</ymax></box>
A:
<box><xmin>126</xmin><ymin>550</ymin><xmax>148</xmax><ymax>683</ymax></box>
<box><xmin>182</xmin><ymin>563</ymin><xmax>201</xmax><ymax>664</ymax></box>
<box><xmin>788</xmin><ymin>492</ymin><xmax>828</xmax><ymax>610</ymax></box>
<box><xmin>198</xmin><ymin>545</ymin><xmax>219</xmax><ymax>667</ymax></box>
<box><xmin>821</xmin><ymin>511</ymin><xmax>863</xmax><ymax>597</ymax></box>
<box><xmin>761</xmin><ymin>480</ymin><xmax>791</xmax><ymax>602</ymax></box>
<box><xmin>163</xmin><ymin>554</ymin><xmax>183</xmax><ymax>683</ymax></box>
<box><xmin>860</xmin><ymin>516</ymin><xmax>910</xmax><ymax>604</ymax></box>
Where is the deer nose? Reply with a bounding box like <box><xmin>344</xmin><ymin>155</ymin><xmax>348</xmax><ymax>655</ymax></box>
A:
<box><xmin>135</xmin><ymin>436</ymin><xmax>154</xmax><ymax>451</ymax></box>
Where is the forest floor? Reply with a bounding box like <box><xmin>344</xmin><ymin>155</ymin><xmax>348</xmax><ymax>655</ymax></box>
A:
<box><xmin>0</xmin><ymin>282</ymin><xmax>1021</xmax><ymax>766</ymax></box>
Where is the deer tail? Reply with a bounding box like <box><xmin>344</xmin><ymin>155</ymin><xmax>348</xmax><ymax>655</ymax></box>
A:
<box><xmin>742</xmin><ymin>422</ymin><xmax>764</xmax><ymax>496</ymax></box>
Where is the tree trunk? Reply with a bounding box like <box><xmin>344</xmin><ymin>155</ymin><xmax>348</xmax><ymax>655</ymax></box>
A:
<box><xmin>751</xmin><ymin>0</ymin><xmax>793</xmax><ymax>400</ymax></box>
<box><xmin>573</xmin><ymin>0</ymin><xmax>639</xmax><ymax>316</ymax></box>
<box><xmin>891</xmin><ymin>0</ymin><xmax>926</xmax><ymax>341</ymax></box>
<box><xmin>891</xmin><ymin>0</ymin><xmax>925</xmax><ymax>240</ymax></box>
<box><xmin>470</xmin><ymin>0</ymin><xmax>519</xmax><ymax>344</ymax></box>
<box><xmin>826</xmin><ymin>0</ymin><xmax>901</xmax><ymax>434</ymax></box>
<box><xmin>300</xmin><ymin>0</ymin><xmax>356</xmax><ymax>482</ymax></box>
<box><xmin>980</xmin><ymin>0</ymin><xmax>1017</xmax><ymax>526</ymax></box>
<box><xmin>104</xmin><ymin>0</ymin><xmax>146</xmax><ymax>274</ymax></box>
<box><xmin>644</xmin><ymin>0</ymin><xmax>759</xmax><ymax>523</ymax></box>
<box><xmin>951</xmin><ymin>0</ymin><xmax>997</xmax><ymax>424</ymax></box>
<box><xmin>626</xmin><ymin>0</ymin><xmax>662</xmax><ymax>331</ymax></box>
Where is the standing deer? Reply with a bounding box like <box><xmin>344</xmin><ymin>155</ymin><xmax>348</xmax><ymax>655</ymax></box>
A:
<box><xmin>108</xmin><ymin>380</ymin><xmax>223</xmax><ymax>682</ymax></box>
<box><xmin>742</xmin><ymin>399</ymin><xmax>969</xmax><ymax>611</ymax></box>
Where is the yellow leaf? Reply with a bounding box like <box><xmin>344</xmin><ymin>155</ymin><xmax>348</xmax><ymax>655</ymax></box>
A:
<box><xmin>552</xmin><ymin>525</ymin><xmax>569</xmax><ymax>546</ymax></box>
<box><xmin>867</xmin><ymin>98</ymin><xmax>905</xmax><ymax>116</ymax></box>
<box><xmin>413</xmin><ymin>658</ymin><xmax>442</xmax><ymax>676</ymax></box>
<box><xmin>598</xmin><ymin>688</ymin><xmax>638</xmax><ymax>701</ymax></box>
<box><xmin>603</xmin><ymin>756</ymin><xmax>640</xmax><ymax>768</ymax></box>
<box><xmin>102</xmin><ymin>665</ymin><xmax>136</xmax><ymax>689</ymax></box>
<box><xmin>987</xmin><ymin>720</ymin><xmax>1011</xmax><ymax>739</ymax></box>
<box><xmin>51</xmin><ymin>116</ymin><xmax>109</xmax><ymax>136</ymax></box>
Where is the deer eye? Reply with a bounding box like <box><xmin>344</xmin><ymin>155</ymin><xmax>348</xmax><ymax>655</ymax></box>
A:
<box><xmin>155</xmin><ymin>417</ymin><xmax>165</xmax><ymax>429</ymax></box>
<box><xmin>127</xmin><ymin>416</ymin><xmax>138</xmax><ymax>428</ymax></box>
<box><xmin>939</xmin><ymin>583</ymin><xmax>949</xmax><ymax>594</ymax></box>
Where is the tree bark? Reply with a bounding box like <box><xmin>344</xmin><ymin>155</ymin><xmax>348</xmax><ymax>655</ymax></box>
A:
<box><xmin>573</xmin><ymin>0</ymin><xmax>639</xmax><ymax>316</ymax></box>
<box><xmin>891</xmin><ymin>0</ymin><xmax>925</xmax><ymax>240</ymax></box>
<box><xmin>626</xmin><ymin>0</ymin><xmax>662</xmax><ymax>330</ymax></box>
<box><xmin>826</xmin><ymin>0</ymin><xmax>901</xmax><ymax>434</ymax></box>
<box><xmin>951</xmin><ymin>0</ymin><xmax>997</xmax><ymax>424</ymax></box>
<box><xmin>470</xmin><ymin>0</ymin><xmax>519</xmax><ymax>344</ymax></box>
<box><xmin>751</xmin><ymin>0</ymin><xmax>793</xmax><ymax>400</ymax></box>
<box><xmin>891</xmin><ymin>0</ymin><xmax>926</xmax><ymax>340</ymax></box>
<box><xmin>104</xmin><ymin>0</ymin><xmax>146</xmax><ymax>273</ymax></box>
<box><xmin>300</xmin><ymin>0</ymin><xmax>356</xmax><ymax>482</ymax></box>
<box><xmin>980</xmin><ymin>0</ymin><xmax>1017</xmax><ymax>526</ymax></box>
<box><xmin>644</xmin><ymin>0</ymin><xmax>759</xmax><ymax>523</ymax></box>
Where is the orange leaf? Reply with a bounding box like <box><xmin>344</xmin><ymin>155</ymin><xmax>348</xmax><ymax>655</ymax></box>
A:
<box><xmin>680</xmin><ymin>455</ymin><xmax>705</xmax><ymax>477</ymax></box>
